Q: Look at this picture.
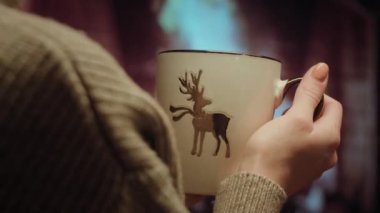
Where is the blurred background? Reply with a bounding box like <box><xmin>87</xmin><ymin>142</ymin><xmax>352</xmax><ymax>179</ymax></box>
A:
<box><xmin>20</xmin><ymin>0</ymin><xmax>378</xmax><ymax>212</ymax></box>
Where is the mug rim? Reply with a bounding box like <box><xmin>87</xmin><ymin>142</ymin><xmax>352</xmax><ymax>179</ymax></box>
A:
<box><xmin>158</xmin><ymin>49</ymin><xmax>281</xmax><ymax>63</ymax></box>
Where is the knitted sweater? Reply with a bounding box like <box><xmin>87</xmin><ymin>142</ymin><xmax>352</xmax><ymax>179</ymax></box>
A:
<box><xmin>0</xmin><ymin>3</ymin><xmax>286</xmax><ymax>212</ymax></box>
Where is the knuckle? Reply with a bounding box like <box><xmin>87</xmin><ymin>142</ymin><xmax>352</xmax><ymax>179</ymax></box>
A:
<box><xmin>335</xmin><ymin>100</ymin><xmax>343</xmax><ymax>111</ymax></box>
<box><xmin>299</xmin><ymin>83</ymin><xmax>323</xmax><ymax>105</ymax></box>
<box><xmin>291</xmin><ymin>115</ymin><xmax>313</xmax><ymax>133</ymax></box>
<box><xmin>331</xmin><ymin>98</ymin><xmax>343</xmax><ymax>111</ymax></box>
<box><xmin>327</xmin><ymin>154</ymin><xmax>338</xmax><ymax>169</ymax></box>
<box><xmin>328</xmin><ymin>131</ymin><xmax>341</xmax><ymax>150</ymax></box>
<box><xmin>333</xmin><ymin>134</ymin><xmax>341</xmax><ymax>147</ymax></box>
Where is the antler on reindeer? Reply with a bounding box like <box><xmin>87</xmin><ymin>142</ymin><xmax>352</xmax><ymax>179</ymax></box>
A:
<box><xmin>171</xmin><ymin>69</ymin><xmax>231</xmax><ymax>158</ymax></box>
<box><xmin>178</xmin><ymin>70</ymin><xmax>204</xmax><ymax>101</ymax></box>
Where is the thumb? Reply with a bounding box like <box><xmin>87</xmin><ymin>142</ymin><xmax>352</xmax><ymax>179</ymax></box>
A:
<box><xmin>290</xmin><ymin>63</ymin><xmax>329</xmax><ymax>119</ymax></box>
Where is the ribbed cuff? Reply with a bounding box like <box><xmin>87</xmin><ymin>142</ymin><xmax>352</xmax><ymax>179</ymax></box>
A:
<box><xmin>214</xmin><ymin>172</ymin><xmax>287</xmax><ymax>213</ymax></box>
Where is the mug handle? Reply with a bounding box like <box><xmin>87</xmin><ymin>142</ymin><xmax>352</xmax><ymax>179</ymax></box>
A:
<box><xmin>275</xmin><ymin>77</ymin><xmax>324</xmax><ymax>121</ymax></box>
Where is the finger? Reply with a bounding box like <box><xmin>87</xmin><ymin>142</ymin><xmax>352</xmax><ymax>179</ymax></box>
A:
<box><xmin>312</xmin><ymin>95</ymin><xmax>343</xmax><ymax>148</ymax></box>
<box><xmin>325</xmin><ymin>151</ymin><xmax>338</xmax><ymax>170</ymax></box>
<box><xmin>314</xmin><ymin>95</ymin><xmax>343</xmax><ymax>130</ymax></box>
<box><xmin>289</xmin><ymin>63</ymin><xmax>329</xmax><ymax>120</ymax></box>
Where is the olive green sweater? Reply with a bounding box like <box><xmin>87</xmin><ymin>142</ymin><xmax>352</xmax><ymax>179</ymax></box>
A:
<box><xmin>0</xmin><ymin>3</ymin><xmax>286</xmax><ymax>212</ymax></box>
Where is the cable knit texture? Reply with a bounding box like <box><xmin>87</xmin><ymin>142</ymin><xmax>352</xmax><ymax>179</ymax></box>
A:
<box><xmin>215</xmin><ymin>173</ymin><xmax>287</xmax><ymax>213</ymax></box>
<box><xmin>0</xmin><ymin>3</ymin><xmax>287</xmax><ymax>212</ymax></box>
<box><xmin>0</xmin><ymin>4</ymin><xmax>185</xmax><ymax>212</ymax></box>
<box><xmin>0</xmin><ymin>0</ymin><xmax>21</xmax><ymax>8</ymax></box>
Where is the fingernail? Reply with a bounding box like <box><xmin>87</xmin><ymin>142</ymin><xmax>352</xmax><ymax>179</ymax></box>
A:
<box><xmin>312</xmin><ymin>63</ymin><xmax>328</xmax><ymax>82</ymax></box>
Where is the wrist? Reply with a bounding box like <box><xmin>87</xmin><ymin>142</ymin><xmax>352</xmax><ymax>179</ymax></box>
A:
<box><xmin>238</xmin><ymin>155</ymin><xmax>290</xmax><ymax>194</ymax></box>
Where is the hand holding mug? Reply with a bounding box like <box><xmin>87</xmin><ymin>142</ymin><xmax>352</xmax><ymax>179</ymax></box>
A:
<box><xmin>238</xmin><ymin>63</ymin><xmax>343</xmax><ymax>195</ymax></box>
<box><xmin>156</xmin><ymin>50</ymin><xmax>331</xmax><ymax>195</ymax></box>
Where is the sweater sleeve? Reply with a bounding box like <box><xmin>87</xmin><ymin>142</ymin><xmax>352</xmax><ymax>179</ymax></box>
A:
<box><xmin>214</xmin><ymin>173</ymin><xmax>287</xmax><ymax>213</ymax></box>
<box><xmin>0</xmin><ymin>4</ymin><xmax>187</xmax><ymax>212</ymax></box>
<box><xmin>1</xmin><ymin>4</ymin><xmax>286</xmax><ymax>213</ymax></box>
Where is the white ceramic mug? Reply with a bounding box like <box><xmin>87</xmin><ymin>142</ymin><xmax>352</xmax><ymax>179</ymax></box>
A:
<box><xmin>155</xmin><ymin>50</ymin><xmax>322</xmax><ymax>195</ymax></box>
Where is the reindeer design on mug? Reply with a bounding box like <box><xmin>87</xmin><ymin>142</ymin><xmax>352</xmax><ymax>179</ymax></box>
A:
<box><xmin>170</xmin><ymin>70</ymin><xmax>231</xmax><ymax>158</ymax></box>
